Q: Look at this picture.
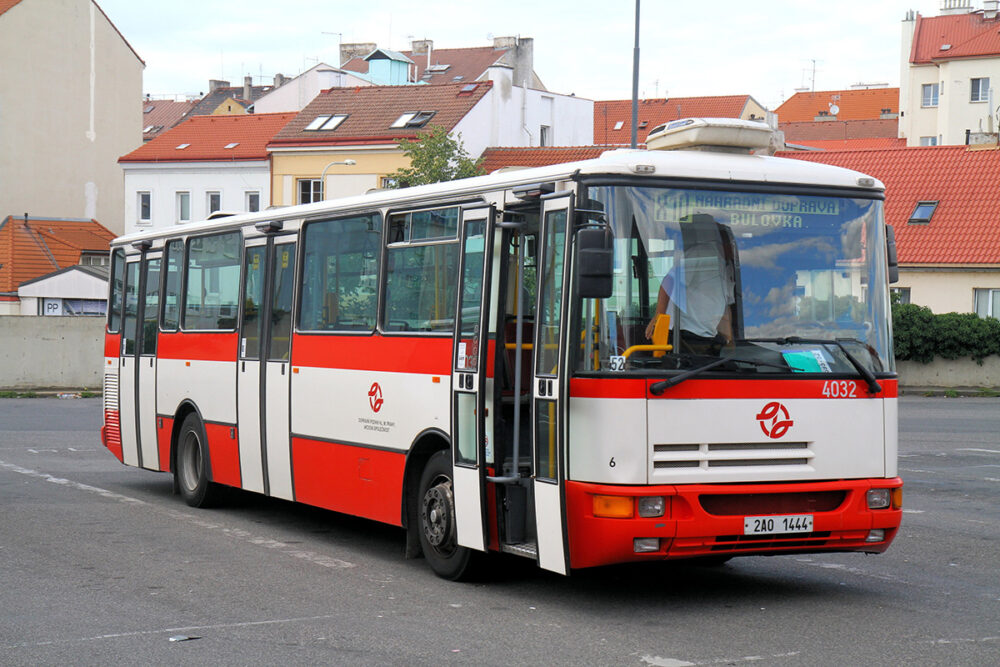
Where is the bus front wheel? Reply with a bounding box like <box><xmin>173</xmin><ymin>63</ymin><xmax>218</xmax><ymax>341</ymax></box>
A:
<box><xmin>417</xmin><ymin>450</ymin><xmax>476</xmax><ymax>580</ymax></box>
<box><xmin>175</xmin><ymin>413</ymin><xmax>219</xmax><ymax>508</ymax></box>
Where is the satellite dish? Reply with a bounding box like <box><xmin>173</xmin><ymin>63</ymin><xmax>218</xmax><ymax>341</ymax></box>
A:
<box><xmin>829</xmin><ymin>104</ymin><xmax>840</xmax><ymax>115</ymax></box>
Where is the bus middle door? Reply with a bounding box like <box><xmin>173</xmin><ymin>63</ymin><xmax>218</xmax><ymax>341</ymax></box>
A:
<box><xmin>450</xmin><ymin>205</ymin><xmax>495</xmax><ymax>552</ymax></box>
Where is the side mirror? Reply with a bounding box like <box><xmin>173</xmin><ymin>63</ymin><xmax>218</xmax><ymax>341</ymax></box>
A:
<box><xmin>577</xmin><ymin>227</ymin><xmax>614</xmax><ymax>298</ymax></box>
<box><xmin>885</xmin><ymin>224</ymin><xmax>899</xmax><ymax>284</ymax></box>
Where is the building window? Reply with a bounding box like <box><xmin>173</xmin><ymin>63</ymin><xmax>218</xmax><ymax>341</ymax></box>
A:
<box><xmin>137</xmin><ymin>192</ymin><xmax>151</xmax><ymax>224</ymax></box>
<box><xmin>890</xmin><ymin>287</ymin><xmax>911</xmax><ymax>305</ymax></box>
<box><xmin>298</xmin><ymin>178</ymin><xmax>322</xmax><ymax>204</ymax></box>
<box><xmin>177</xmin><ymin>192</ymin><xmax>190</xmax><ymax>222</ymax></box>
<box><xmin>921</xmin><ymin>83</ymin><xmax>939</xmax><ymax>107</ymax></box>
<box><xmin>919</xmin><ymin>136</ymin><xmax>938</xmax><ymax>146</ymax></box>
<box><xmin>613</xmin><ymin>120</ymin><xmax>624</xmax><ymax>130</ymax></box>
<box><xmin>380</xmin><ymin>176</ymin><xmax>397</xmax><ymax>189</ymax></box>
<box><xmin>207</xmin><ymin>191</ymin><xmax>221</xmax><ymax>214</ymax></box>
<box><xmin>539</xmin><ymin>125</ymin><xmax>551</xmax><ymax>147</ymax></box>
<box><xmin>79</xmin><ymin>253</ymin><xmax>109</xmax><ymax>267</ymax></box>
<box><xmin>971</xmin><ymin>77</ymin><xmax>990</xmax><ymax>102</ymax></box>
<box><xmin>246</xmin><ymin>191</ymin><xmax>260</xmax><ymax>212</ymax></box>
<box><xmin>974</xmin><ymin>288</ymin><xmax>1000</xmax><ymax>319</ymax></box>
<box><xmin>908</xmin><ymin>200</ymin><xmax>938</xmax><ymax>224</ymax></box>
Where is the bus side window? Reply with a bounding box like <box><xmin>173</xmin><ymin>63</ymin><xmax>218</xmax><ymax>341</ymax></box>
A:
<box><xmin>299</xmin><ymin>213</ymin><xmax>381</xmax><ymax>332</ymax></box>
<box><xmin>161</xmin><ymin>240</ymin><xmax>183</xmax><ymax>331</ymax></box>
<box><xmin>183</xmin><ymin>232</ymin><xmax>241</xmax><ymax>330</ymax></box>
<box><xmin>108</xmin><ymin>248</ymin><xmax>125</xmax><ymax>333</ymax></box>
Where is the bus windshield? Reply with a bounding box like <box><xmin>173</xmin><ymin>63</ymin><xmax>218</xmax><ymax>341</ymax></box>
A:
<box><xmin>576</xmin><ymin>184</ymin><xmax>893</xmax><ymax>376</ymax></box>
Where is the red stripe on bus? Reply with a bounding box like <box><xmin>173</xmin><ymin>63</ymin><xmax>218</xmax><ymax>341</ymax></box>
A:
<box><xmin>206</xmin><ymin>422</ymin><xmax>241</xmax><ymax>487</ymax></box>
<box><xmin>157</xmin><ymin>416</ymin><xmax>174</xmax><ymax>472</ymax></box>
<box><xmin>570</xmin><ymin>377</ymin><xmax>898</xmax><ymax>399</ymax></box>
<box><xmin>104</xmin><ymin>333</ymin><xmax>119</xmax><ymax>358</ymax></box>
<box><xmin>292</xmin><ymin>334</ymin><xmax>452</xmax><ymax>375</ymax></box>
<box><xmin>291</xmin><ymin>436</ymin><xmax>405</xmax><ymax>527</ymax></box>
<box><xmin>158</xmin><ymin>331</ymin><xmax>239</xmax><ymax>362</ymax></box>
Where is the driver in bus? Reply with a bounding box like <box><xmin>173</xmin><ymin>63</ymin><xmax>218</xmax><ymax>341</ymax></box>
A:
<box><xmin>645</xmin><ymin>214</ymin><xmax>736</xmax><ymax>355</ymax></box>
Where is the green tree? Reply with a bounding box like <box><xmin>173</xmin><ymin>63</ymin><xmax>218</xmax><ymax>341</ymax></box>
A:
<box><xmin>386</xmin><ymin>125</ymin><xmax>484</xmax><ymax>188</ymax></box>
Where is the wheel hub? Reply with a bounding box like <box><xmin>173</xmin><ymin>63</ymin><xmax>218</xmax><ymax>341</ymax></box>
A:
<box><xmin>422</xmin><ymin>480</ymin><xmax>454</xmax><ymax>548</ymax></box>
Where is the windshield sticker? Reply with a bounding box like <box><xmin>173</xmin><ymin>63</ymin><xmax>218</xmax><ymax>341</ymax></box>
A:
<box><xmin>655</xmin><ymin>192</ymin><xmax>840</xmax><ymax>229</ymax></box>
<box><xmin>781</xmin><ymin>349</ymin><xmax>833</xmax><ymax>373</ymax></box>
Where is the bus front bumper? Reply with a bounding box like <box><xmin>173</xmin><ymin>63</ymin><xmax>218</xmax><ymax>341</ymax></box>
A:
<box><xmin>564</xmin><ymin>478</ymin><xmax>903</xmax><ymax>570</ymax></box>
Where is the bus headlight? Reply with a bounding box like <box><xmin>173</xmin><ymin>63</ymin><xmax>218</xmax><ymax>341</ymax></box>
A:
<box><xmin>867</xmin><ymin>489</ymin><xmax>891</xmax><ymax>509</ymax></box>
<box><xmin>637</xmin><ymin>496</ymin><xmax>666</xmax><ymax>518</ymax></box>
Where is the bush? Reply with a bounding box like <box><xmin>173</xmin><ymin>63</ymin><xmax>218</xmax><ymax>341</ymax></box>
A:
<box><xmin>893</xmin><ymin>302</ymin><xmax>1000</xmax><ymax>364</ymax></box>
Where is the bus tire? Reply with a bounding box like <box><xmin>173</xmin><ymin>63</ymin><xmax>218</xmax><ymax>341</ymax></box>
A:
<box><xmin>417</xmin><ymin>450</ymin><xmax>478</xmax><ymax>580</ymax></box>
<box><xmin>176</xmin><ymin>413</ymin><xmax>219</xmax><ymax>508</ymax></box>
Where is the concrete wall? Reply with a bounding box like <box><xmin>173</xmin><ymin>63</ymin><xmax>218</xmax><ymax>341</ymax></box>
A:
<box><xmin>0</xmin><ymin>316</ymin><xmax>104</xmax><ymax>389</ymax></box>
<box><xmin>0</xmin><ymin>0</ymin><xmax>143</xmax><ymax>235</ymax></box>
<box><xmin>898</xmin><ymin>356</ymin><xmax>1000</xmax><ymax>389</ymax></box>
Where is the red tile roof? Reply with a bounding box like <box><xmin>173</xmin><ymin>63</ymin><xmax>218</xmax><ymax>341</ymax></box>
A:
<box><xmin>270</xmin><ymin>82</ymin><xmax>492</xmax><ymax>147</ymax></box>
<box><xmin>775</xmin><ymin>88</ymin><xmax>899</xmax><ymax>122</ymax></box>
<box><xmin>594</xmin><ymin>96</ymin><xmax>759</xmax><ymax>145</ymax></box>
<box><xmin>910</xmin><ymin>11</ymin><xmax>1000</xmax><ymax>63</ymax></box>
<box><xmin>479</xmin><ymin>146</ymin><xmax>618</xmax><ymax>173</ymax></box>
<box><xmin>0</xmin><ymin>0</ymin><xmax>24</xmax><ymax>16</ymax></box>
<box><xmin>0</xmin><ymin>217</ymin><xmax>115</xmax><ymax>294</ymax></box>
<box><xmin>780</xmin><ymin>118</ymin><xmax>899</xmax><ymax>142</ymax></box>
<box><xmin>141</xmin><ymin>99</ymin><xmax>197</xmax><ymax>141</ymax></box>
<box><xmin>343</xmin><ymin>46</ymin><xmax>513</xmax><ymax>86</ymax></box>
<box><xmin>789</xmin><ymin>137</ymin><xmax>907</xmax><ymax>150</ymax></box>
<box><xmin>777</xmin><ymin>145</ymin><xmax>1000</xmax><ymax>265</ymax></box>
<box><xmin>120</xmin><ymin>112</ymin><xmax>296</xmax><ymax>163</ymax></box>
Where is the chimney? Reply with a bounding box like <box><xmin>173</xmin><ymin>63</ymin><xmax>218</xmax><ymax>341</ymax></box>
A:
<box><xmin>274</xmin><ymin>73</ymin><xmax>287</xmax><ymax>88</ymax></box>
<box><xmin>493</xmin><ymin>36</ymin><xmax>535</xmax><ymax>89</ymax></box>
<box><xmin>243</xmin><ymin>76</ymin><xmax>252</xmax><ymax>101</ymax></box>
<box><xmin>411</xmin><ymin>39</ymin><xmax>433</xmax><ymax>56</ymax></box>
<box><xmin>209</xmin><ymin>79</ymin><xmax>230</xmax><ymax>92</ymax></box>
<box><xmin>939</xmin><ymin>0</ymin><xmax>973</xmax><ymax>15</ymax></box>
<box><xmin>986</xmin><ymin>0</ymin><xmax>999</xmax><ymax>19</ymax></box>
<box><xmin>340</xmin><ymin>42</ymin><xmax>377</xmax><ymax>67</ymax></box>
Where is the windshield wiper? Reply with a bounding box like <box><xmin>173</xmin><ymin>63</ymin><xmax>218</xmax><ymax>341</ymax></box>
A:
<box><xmin>746</xmin><ymin>336</ymin><xmax>882</xmax><ymax>394</ymax></box>
<box><xmin>649</xmin><ymin>356</ymin><xmax>789</xmax><ymax>395</ymax></box>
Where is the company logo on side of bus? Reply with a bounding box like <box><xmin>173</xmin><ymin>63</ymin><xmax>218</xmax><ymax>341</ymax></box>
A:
<box><xmin>369</xmin><ymin>382</ymin><xmax>384</xmax><ymax>413</ymax></box>
<box><xmin>756</xmin><ymin>401</ymin><xmax>793</xmax><ymax>439</ymax></box>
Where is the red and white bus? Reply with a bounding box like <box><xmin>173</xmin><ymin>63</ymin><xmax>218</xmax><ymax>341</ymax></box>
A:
<box><xmin>102</xmin><ymin>119</ymin><xmax>902</xmax><ymax>579</ymax></box>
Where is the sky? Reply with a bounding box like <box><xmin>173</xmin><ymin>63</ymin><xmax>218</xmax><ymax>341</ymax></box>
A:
<box><xmin>98</xmin><ymin>0</ymin><xmax>947</xmax><ymax>109</ymax></box>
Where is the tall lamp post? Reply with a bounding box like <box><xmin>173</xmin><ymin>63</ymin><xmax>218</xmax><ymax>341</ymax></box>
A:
<box><xmin>320</xmin><ymin>159</ymin><xmax>357</xmax><ymax>201</ymax></box>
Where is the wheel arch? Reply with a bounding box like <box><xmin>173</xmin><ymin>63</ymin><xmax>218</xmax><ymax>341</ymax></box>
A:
<box><xmin>401</xmin><ymin>427</ymin><xmax>450</xmax><ymax>558</ymax></box>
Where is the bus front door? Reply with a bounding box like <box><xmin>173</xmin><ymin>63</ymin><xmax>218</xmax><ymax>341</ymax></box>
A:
<box><xmin>531</xmin><ymin>194</ymin><xmax>573</xmax><ymax>575</ymax></box>
<box><xmin>238</xmin><ymin>236</ymin><xmax>297</xmax><ymax>500</ymax></box>
<box><xmin>450</xmin><ymin>205</ymin><xmax>495</xmax><ymax>552</ymax></box>
<box><xmin>119</xmin><ymin>257</ymin><xmax>141</xmax><ymax>467</ymax></box>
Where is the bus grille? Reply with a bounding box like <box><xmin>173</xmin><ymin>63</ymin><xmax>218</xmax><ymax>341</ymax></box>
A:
<box><xmin>103</xmin><ymin>373</ymin><xmax>119</xmax><ymax>412</ymax></box>
<box><xmin>700</xmin><ymin>490</ymin><xmax>847</xmax><ymax>516</ymax></box>
<box><xmin>653</xmin><ymin>441</ymin><xmax>812</xmax><ymax>470</ymax></box>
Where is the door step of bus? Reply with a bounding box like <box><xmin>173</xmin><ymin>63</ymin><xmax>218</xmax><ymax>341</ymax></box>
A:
<box><xmin>501</xmin><ymin>542</ymin><xmax>537</xmax><ymax>559</ymax></box>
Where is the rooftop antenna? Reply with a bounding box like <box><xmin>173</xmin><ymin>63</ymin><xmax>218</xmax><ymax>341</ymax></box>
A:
<box><xmin>322</xmin><ymin>31</ymin><xmax>342</xmax><ymax>64</ymax></box>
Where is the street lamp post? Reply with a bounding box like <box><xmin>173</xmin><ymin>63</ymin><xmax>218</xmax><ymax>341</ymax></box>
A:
<box><xmin>320</xmin><ymin>159</ymin><xmax>357</xmax><ymax>201</ymax></box>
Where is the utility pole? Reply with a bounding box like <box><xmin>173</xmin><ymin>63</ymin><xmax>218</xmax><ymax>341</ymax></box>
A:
<box><xmin>631</xmin><ymin>0</ymin><xmax>640</xmax><ymax>149</ymax></box>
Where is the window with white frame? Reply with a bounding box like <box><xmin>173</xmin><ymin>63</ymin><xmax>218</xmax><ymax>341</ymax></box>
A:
<box><xmin>921</xmin><ymin>83</ymin><xmax>939</xmax><ymax>107</ymax></box>
<box><xmin>890</xmin><ymin>287</ymin><xmax>911</xmax><ymax>305</ymax></box>
<box><xmin>298</xmin><ymin>178</ymin><xmax>322</xmax><ymax>204</ymax></box>
<box><xmin>919</xmin><ymin>136</ymin><xmax>938</xmax><ymax>146</ymax></box>
<box><xmin>176</xmin><ymin>191</ymin><xmax>190</xmax><ymax>223</ymax></box>
<box><xmin>246</xmin><ymin>191</ymin><xmax>260</xmax><ymax>213</ymax></box>
<box><xmin>971</xmin><ymin>77</ymin><xmax>990</xmax><ymax>102</ymax></box>
<box><xmin>207</xmin><ymin>191</ymin><xmax>221</xmax><ymax>214</ymax></box>
<box><xmin>974</xmin><ymin>288</ymin><xmax>1000</xmax><ymax>319</ymax></box>
<box><xmin>137</xmin><ymin>192</ymin><xmax>151</xmax><ymax>224</ymax></box>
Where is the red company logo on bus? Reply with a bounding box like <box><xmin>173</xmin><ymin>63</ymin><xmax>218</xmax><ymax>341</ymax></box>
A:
<box><xmin>757</xmin><ymin>401</ymin><xmax>793</xmax><ymax>439</ymax></box>
<box><xmin>368</xmin><ymin>382</ymin><xmax>384</xmax><ymax>413</ymax></box>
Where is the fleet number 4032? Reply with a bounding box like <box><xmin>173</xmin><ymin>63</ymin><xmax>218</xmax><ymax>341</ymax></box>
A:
<box><xmin>822</xmin><ymin>380</ymin><xmax>857</xmax><ymax>398</ymax></box>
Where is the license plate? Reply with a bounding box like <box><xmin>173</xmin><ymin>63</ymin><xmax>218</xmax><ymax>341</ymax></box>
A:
<box><xmin>743</xmin><ymin>514</ymin><xmax>813</xmax><ymax>535</ymax></box>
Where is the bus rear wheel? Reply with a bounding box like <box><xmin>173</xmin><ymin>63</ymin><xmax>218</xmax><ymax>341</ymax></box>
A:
<box><xmin>175</xmin><ymin>413</ymin><xmax>219</xmax><ymax>508</ymax></box>
<box><xmin>417</xmin><ymin>450</ymin><xmax>477</xmax><ymax>580</ymax></box>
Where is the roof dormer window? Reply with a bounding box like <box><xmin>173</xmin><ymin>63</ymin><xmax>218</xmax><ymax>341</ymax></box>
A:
<box><xmin>391</xmin><ymin>111</ymin><xmax>436</xmax><ymax>128</ymax></box>
<box><xmin>304</xmin><ymin>114</ymin><xmax>348</xmax><ymax>131</ymax></box>
<box><xmin>908</xmin><ymin>200</ymin><xmax>938</xmax><ymax>224</ymax></box>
